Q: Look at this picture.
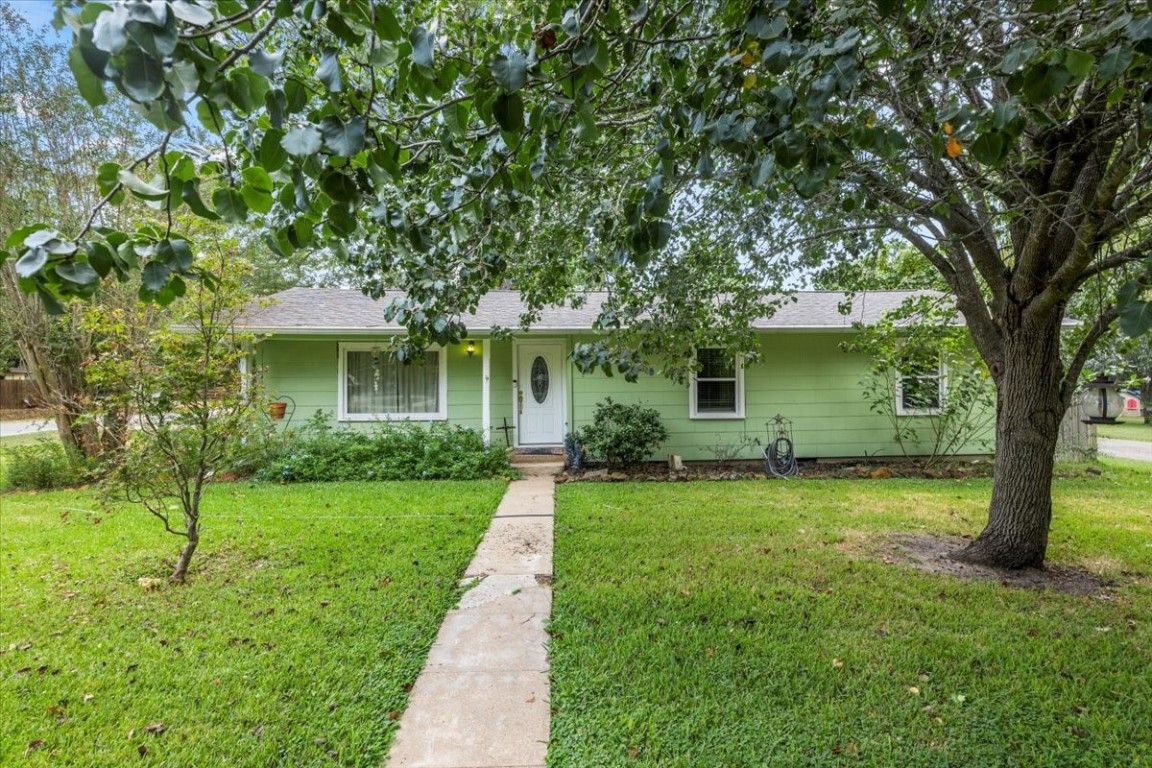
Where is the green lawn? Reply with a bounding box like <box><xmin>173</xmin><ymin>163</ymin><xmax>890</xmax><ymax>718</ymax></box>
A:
<box><xmin>1098</xmin><ymin>419</ymin><xmax>1152</xmax><ymax>442</ymax></box>
<box><xmin>549</xmin><ymin>462</ymin><xmax>1152</xmax><ymax>767</ymax></box>
<box><xmin>1</xmin><ymin>480</ymin><xmax>505</xmax><ymax>766</ymax></box>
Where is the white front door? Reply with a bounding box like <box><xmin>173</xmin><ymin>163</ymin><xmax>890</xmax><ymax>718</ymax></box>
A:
<box><xmin>517</xmin><ymin>342</ymin><xmax>565</xmax><ymax>445</ymax></box>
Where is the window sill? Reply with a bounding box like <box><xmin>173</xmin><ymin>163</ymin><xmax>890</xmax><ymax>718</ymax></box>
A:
<box><xmin>689</xmin><ymin>412</ymin><xmax>746</xmax><ymax>420</ymax></box>
<box><xmin>895</xmin><ymin>410</ymin><xmax>941</xmax><ymax>417</ymax></box>
<box><xmin>339</xmin><ymin>413</ymin><xmax>448</xmax><ymax>422</ymax></box>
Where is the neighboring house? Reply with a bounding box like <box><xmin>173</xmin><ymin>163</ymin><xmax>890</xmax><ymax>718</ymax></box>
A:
<box><xmin>243</xmin><ymin>288</ymin><xmax>986</xmax><ymax>460</ymax></box>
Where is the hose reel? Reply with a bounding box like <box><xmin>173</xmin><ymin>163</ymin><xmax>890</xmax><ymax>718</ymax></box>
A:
<box><xmin>763</xmin><ymin>414</ymin><xmax>798</xmax><ymax>478</ymax></box>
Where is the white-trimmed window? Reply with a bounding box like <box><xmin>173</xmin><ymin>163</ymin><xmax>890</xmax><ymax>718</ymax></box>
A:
<box><xmin>338</xmin><ymin>342</ymin><xmax>447</xmax><ymax>421</ymax></box>
<box><xmin>895</xmin><ymin>361</ymin><xmax>945</xmax><ymax>416</ymax></box>
<box><xmin>690</xmin><ymin>348</ymin><xmax>745</xmax><ymax>419</ymax></box>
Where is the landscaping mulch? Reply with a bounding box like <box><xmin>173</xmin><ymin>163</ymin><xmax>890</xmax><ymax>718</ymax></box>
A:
<box><xmin>556</xmin><ymin>457</ymin><xmax>998</xmax><ymax>483</ymax></box>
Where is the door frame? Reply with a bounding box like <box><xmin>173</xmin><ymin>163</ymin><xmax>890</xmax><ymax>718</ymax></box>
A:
<box><xmin>513</xmin><ymin>338</ymin><xmax>567</xmax><ymax>447</ymax></box>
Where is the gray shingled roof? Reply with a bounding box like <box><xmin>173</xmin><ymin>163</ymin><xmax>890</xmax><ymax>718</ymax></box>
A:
<box><xmin>240</xmin><ymin>288</ymin><xmax>947</xmax><ymax>334</ymax></box>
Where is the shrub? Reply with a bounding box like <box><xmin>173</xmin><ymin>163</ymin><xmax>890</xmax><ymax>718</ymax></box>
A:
<box><xmin>4</xmin><ymin>440</ymin><xmax>80</xmax><ymax>490</ymax></box>
<box><xmin>254</xmin><ymin>411</ymin><xmax>511</xmax><ymax>482</ymax></box>
<box><xmin>580</xmin><ymin>398</ymin><xmax>668</xmax><ymax>468</ymax></box>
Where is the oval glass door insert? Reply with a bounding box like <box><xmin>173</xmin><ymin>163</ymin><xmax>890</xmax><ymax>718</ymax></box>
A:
<box><xmin>531</xmin><ymin>356</ymin><xmax>549</xmax><ymax>403</ymax></box>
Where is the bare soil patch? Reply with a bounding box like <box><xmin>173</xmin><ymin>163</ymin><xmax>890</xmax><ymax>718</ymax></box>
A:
<box><xmin>885</xmin><ymin>533</ymin><xmax>1113</xmax><ymax>596</ymax></box>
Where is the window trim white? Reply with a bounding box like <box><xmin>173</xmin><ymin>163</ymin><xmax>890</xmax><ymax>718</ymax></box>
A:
<box><xmin>689</xmin><ymin>349</ymin><xmax>745</xmax><ymax>420</ymax></box>
<box><xmin>895</xmin><ymin>361</ymin><xmax>947</xmax><ymax>417</ymax></box>
<box><xmin>337</xmin><ymin>342</ymin><xmax>448</xmax><ymax>422</ymax></box>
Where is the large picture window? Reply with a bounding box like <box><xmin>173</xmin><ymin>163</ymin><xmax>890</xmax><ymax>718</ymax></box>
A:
<box><xmin>338</xmin><ymin>343</ymin><xmax>447</xmax><ymax>421</ymax></box>
<box><xmin>895</xmin><ymin>361</ymin><xmax>945</xmax><ymax>416</ymax></box>
<box><xmin>690</xmin><ymin>348</ymin><xmax>744</xmax><ymax>419</ymax></box>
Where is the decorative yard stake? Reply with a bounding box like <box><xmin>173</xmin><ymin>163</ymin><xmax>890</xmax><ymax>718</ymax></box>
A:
<box><xmin>764</xmin><ymin>415</ymin><xmax>798</xmax><ymax>479</ymax></box>
<box><xmin>495</xmin><ymin>417</ymin><xmax>515</xmax><ymax>448</ymax></box>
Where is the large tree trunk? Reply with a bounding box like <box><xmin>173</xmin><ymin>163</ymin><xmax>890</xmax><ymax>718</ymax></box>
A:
<box><xmin>955</xmin><ymin>313</ymin><xmax>1067</xmax><ymax>569</ymax></box>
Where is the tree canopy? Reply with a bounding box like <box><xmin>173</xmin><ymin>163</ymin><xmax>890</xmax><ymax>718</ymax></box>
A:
<box><xmin>3</xmin><ymin>0</ymin><xmax>1151</xmax><ymax>567</ymax></box>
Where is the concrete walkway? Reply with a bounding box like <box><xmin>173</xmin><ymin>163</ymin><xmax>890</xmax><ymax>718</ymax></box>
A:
<box><xmin>387</xmin><ymin>463</ymin><xmax>560</xmax><ymax>768</ymax></box>
<box><xmin>1099</xmin><ymin>438</ymin><xmax>1152</xmax><ymax>462</ymax></box>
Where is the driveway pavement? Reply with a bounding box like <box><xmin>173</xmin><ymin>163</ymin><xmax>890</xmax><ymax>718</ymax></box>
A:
<box><xmin>1098</xmin><ymin>438</ymin><xmax>1151</xmax><ymax>462</ymax></box>
<box><xmin>0</xmin><ymin>418</ymin><xmax>55</xmax><ymax>438</ymax></box>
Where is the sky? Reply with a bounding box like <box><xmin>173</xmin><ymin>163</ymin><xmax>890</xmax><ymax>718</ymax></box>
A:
<box><xmin>3</xmin><ymin>0</ymin><xmax>60</xmax><ymax>28</ymax></box>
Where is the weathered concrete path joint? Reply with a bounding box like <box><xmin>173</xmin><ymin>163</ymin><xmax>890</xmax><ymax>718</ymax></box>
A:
<box><xmin>387</xmin><ymin>464</ymin><xmax>559</xmax><ymax>768</ymax></box>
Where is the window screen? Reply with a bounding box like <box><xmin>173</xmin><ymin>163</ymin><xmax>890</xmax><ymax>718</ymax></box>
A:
<box><xmin>345</xmin><ymin>350</ymin><xmax>440</xmax><ymax>415</ymax></box>
<box><xmin>696</xmin><ymin>348</ymin><xmax>738</xmax><ymax>413</ymax></box>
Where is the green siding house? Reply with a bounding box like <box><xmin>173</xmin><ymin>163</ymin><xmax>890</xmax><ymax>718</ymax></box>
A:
<box><xmin>245</xmin><ymin>288</ymin><xmax>976</xmax><ymax>461</ymax></box>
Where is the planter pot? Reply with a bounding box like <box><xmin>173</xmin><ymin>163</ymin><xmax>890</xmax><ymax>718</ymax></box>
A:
<box><xmin>268</xmin><ymin>402</ymin><xmax>288</xmax><ymax>420</ymax></box>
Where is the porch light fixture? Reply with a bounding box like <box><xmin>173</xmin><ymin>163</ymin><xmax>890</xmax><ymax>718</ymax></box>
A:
<box><xmin>1079</xmin><ymin>376</ymin><xmax>1124</xmax><ymax>424</ymax></box>
<box><xmin>467</xmin><ymin>340</ymin><xmax>476</xmax><ymax>357</ymax></box>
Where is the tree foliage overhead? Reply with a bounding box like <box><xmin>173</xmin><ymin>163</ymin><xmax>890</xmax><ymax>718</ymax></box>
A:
<box><xmin>4</xmin><ymin>0</ymin><xmax>1152</xmax><ymax>567</ymax></box>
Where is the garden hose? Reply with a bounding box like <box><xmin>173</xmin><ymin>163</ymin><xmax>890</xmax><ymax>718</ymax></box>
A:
<box><xmin>764</xmin><ymin>436</ymin><xmax>798</xmax><ymax>478</ymax></box>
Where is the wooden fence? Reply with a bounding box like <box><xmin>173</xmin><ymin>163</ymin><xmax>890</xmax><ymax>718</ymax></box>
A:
<box><xmin>1055</xmin><ymin>406</ymin><xmax>1097</xmax><ymax>462</ymax></box>
<box><xmin>0</xmin><ymin>379</ymin><xmax>39</xmax><ymax>410</ymax></box>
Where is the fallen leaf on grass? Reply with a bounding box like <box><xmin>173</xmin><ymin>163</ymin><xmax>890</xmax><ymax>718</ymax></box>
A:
<box><xmin>908</xmin><ymin>686</ymin><xmax>920</xmax><ymax>696</ymax></box>
<box><xmin>138</xmin><ymin>745</ymin><xmax>148</xmax><ymax>757</ymax></box>
<box><xmin>25</xmin><ymin>740</ymin><xmax>46</xmax><ymax>757</ymax></box>
<box><xmin>706</xmin><ymin>646</ymin><xmax>715</xmax><ymax>657</ymax></box>
<box><xmin>832</xmin><ymin>658</ymin><xmax>844</xmax><ymax>668</ymax></box>
<box><xmin>145</xmin><ymin>722</ymin><xmax>165</xmax><ymax>735</ymax></box>
<box><xmin>83</xmin><ymin>694</ymin><xmax>94</xmax><ymax>703</ymax></box>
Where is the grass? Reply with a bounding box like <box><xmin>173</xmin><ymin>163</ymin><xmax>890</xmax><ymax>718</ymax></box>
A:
<box><xmin>1098</xmin><ymin>419</ymin><xmax>1152</xmax><ymax>442</ymax></box>
<box><xmin>1</xmin><ymin>480</ymin><xmax>506</xmax><ymax>766</ymax></box>
<box><xmin>549</xmin><ymin>461</ymin><xmax>1152</xmax><ymax>767</ymax></box>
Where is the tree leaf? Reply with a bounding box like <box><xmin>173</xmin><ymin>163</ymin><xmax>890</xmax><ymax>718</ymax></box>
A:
<box><xmin>374</xmin><ymin>5</ymin><xmax>402</xmax><ymax>40</ymax></box>
<box><xmin>241</xmin><ymin>166</ymin><xmax>274</xmax><ymax>193</ymax></box>
<box><xmin>120</xmin><ymin>49</ymin><xmax>166</xmax><ymax>101</ymax></box>
<box><xmin>410</xmin><ymin>25</ymin><xmax>434</xmax><ymax>69</ymax></box>
<box><xmin>55</xmin><ymin>261</ymin><xmax>100</xmax><ymax>285</ymax></box>
<box><xmin>1064</xmin><ymin>50</ymin><xmax>1093</xmax><ymax>80</ymax></box>
<box><xmin>319</xmin><ymin>116</ymin><xmax>366</xmax><ymax>157</ymax></box>
<box><xmin>181</xmin><ymin>182</ymin><xmax>220</xmax><ymax>219</ymax></box>
<box><xmin>170</xmin><ymin>0</ymin><xmax>214</xmax><ymax>26</ymax></box>
<box><xmin>212</xmin><ymin>188</ymin><xmax>249</xmax><ymax>223</ymax></box>
<box><xmin>249</xmin><ymin>49</ymin><xmax>285</xmax><ymax>77</ymax></box>
<box><xmin>141</xmin><ymin>261</ymin><xmax>170</xmax><ymax>291</ymax></box>
<box><xmin>69</xmin><ymin>45</ymin><xmax>107</xmax><ymax>107</ymax></box>
<box><xmin>242</xmin><ymin>185</ymin><xmax>274</xmax><ymax>214</ymax></box>
<box><xmin>281</xmin><ymin>125</ymin><xmax>323</xmax><ymax>157</ymax></box>
<box><xmin>317</xmin><ymin>48</ymin><xmax>343</xmax><ymax>92</ymax></box>
<box><xmin>1127</xmin><ymin>16</ymin><xmax>1152</xmax><ymax>41</ymax></box>
<box><xmin>573</xmin><ymin>35</ymin><xmax>599</xmax><ymax>67</ymax></box>
<box><xmin>492</xmin><ymin>92</ymin><xmax>525</xmax><ymax>132</ymax></box>
<box><xmin>118</xmin><ymin>169</ymin><xmax>168</xmax><ymax>200</ymax></box>
<box><xmin>1099</xmin><ymin>45</ymin><xmax>1134</xmax><ymax>80</ymax></box>
<box><xmin>14</xmin><ymin>248</ymin><xmax>48</xmax><ymax>278</ymax></box>
<box><xmin>1117</xmin><ymin>280</ymin><xmax>1152</xmax><ymax>337</ymax></box>
<box><xmin>92</xmin><ymin>4</ymin><xmax>130</xmax><ymax>53</ymax></box>
<box><xmin>260</xmin><ymin>130</ymin><xmax>289</xmax><ymax>171</ymax></box>
<box><xmin>158</xmin><ymin>239</ymin><xmax>194</xmax><ymax>271</ymax></box>
<box><xmin>491</xmin><ymin>51</ymin><xmax>527</xmax><ymax>94</ymax></box>
<box><xmin>320</xmin><ymin>170</ymin><xmax>359</xmax><ymax>203</ymax></box>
